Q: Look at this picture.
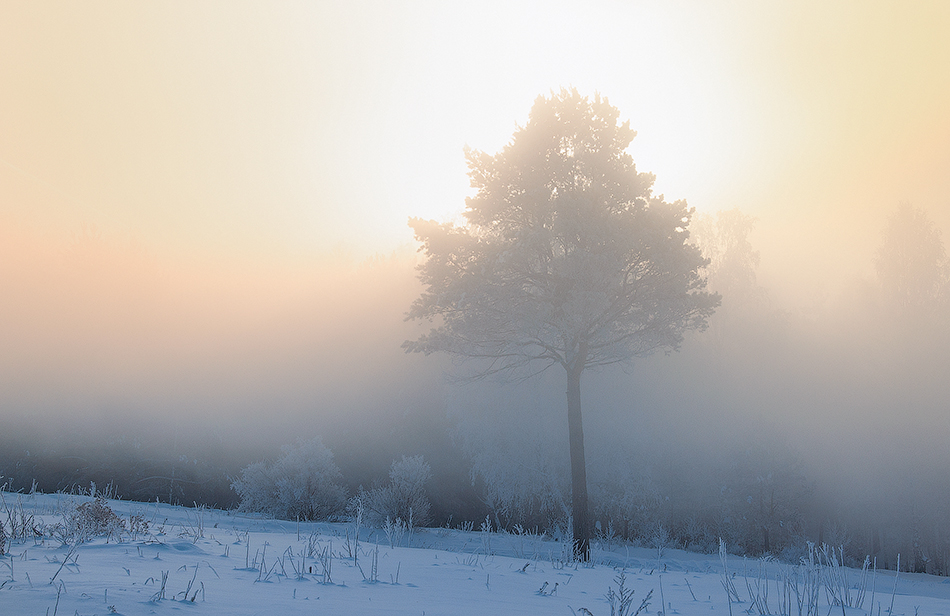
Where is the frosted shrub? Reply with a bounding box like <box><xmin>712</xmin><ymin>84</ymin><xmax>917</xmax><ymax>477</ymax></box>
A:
<box><xmin>453</xmin><ymin>382</ymin><xmax>571</xmax><ymax>532</ymax></box>
<box><xmin>232</xmin><ymin>438</ymin><xmax>346</xmax><ymax>521</ymax></box>
<box><xmin>679</xmin><ymin>515</ymin><xmax>718</xmax><ymax>554</ymax></box>
<box><xmin>364</xmin><ymin>455</ymin><xmax>432</xmax><ymax>528</ymax></box>
<box><xmin>272</xmin><ymin>439</ymin><xmax>347</xmax><ymax>521</ymax></box>
<box><xmin>589</xmin><ymin>468</ymin><xmax>665</xmax><ymax>543</ymax></box>
<box><xmin>473</xmin><ymin>447</ymin><xmax>570</xmax><ymax>531</ymax></box>
<box><xmin>49</xmin><ymin>496</ymin><xmax>125</xmax><ymax>545</ymax></box>
<box><xmin>231</xmin><ymin>461</ymin><xmax>274</xmax><ymax>515</ymax></box>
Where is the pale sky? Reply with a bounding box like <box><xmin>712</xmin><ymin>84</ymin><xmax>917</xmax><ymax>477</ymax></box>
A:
<box><xmin>2</xmin><ymin>0</ymin><xmax>949</xmax><ymax>274</ymax></box>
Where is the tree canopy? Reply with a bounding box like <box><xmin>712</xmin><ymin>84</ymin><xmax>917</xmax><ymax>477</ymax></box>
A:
<box><xmin>406</xmin><ymin>89</ymin><xmax>718</xmax><ymax>375</ymax></box>
<box><xmin>875</xmin><ymin>203</ymin><xmax>948</xmax><ymax>315</ymax></box>
<box><xmin>404</xmin><ymin>88</ymin><xmax>719</xmax><ymax>558</ymax></box>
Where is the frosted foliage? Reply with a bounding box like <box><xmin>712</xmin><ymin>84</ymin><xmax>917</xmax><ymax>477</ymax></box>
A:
<box><xmin>231</xmin><ymin>462</ymin><xmax>273</xmax><ymax>515</ymax></box>
<box><xmin>472</xmin><ymin>439</ymin><xmax>570</xmax><ymax>530</ymax></box>
<box><xmin>590</xmin><ymin>459</ymin><xmax>665</xmax><ymax>539</ymax></box>
<box><xmin>691</xmin><ymin>208</ymin><xmax>760</xmax><ymax>298</ymax></box>
<box><xmin>232</xmin><ymin>438</ymin><xmax>346</xmax><ymax>521</ymax></box>
<box><xmin>453</xmin><ymin>384</ymin><xmax>570</xmax><ymax>530</ymax></box>
<box><xmin>364</xmin><ymin>455</ymin><xmax>432</xmax><ymax>527</ymax></box>
<box><xmin>876</xmin><ymin>203</ymin><xmax>948</xmax><ymax>312</ymax></box>
<box><xmin>389</xmin><ymin>455</ymin><xmax>432</xmax><ymax>495</ymax></box>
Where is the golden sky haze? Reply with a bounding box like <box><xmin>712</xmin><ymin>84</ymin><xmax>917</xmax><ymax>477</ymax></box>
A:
<box><xmin>1</xmin><ymin>0</ymin><xmax>948</xmax><ymax>286</ymax></box>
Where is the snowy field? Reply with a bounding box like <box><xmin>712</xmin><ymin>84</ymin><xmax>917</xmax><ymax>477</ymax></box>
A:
<box><xmin>2</xmin><ymin>491</ymin><xmax>949</xmax><ymax>615</ymax></box>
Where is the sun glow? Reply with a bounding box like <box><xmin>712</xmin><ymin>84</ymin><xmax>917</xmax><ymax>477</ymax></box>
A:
<box><xmin>1</xmin><ymin>1</ymin><xmax>948</xmax><ymax>267</ymax></box>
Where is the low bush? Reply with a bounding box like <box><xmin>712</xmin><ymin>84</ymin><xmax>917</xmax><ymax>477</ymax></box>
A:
<box><xmin>49</xmin><ymin>496</ymin><xmax>126</xmax><ymax>545</ymax></box>
<box><xmin>361</xmin><ymin>455</ymin><xmax>432</xmax><ymax>528</ymax></box>
<box><xmin>231</xmin><ymin>438</ymin><xmax>347</xmax><ymax>521</ymax></box>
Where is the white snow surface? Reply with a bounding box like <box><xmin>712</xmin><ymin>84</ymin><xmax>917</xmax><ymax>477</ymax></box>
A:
<box><xmin>1</xmin><ymin>491</ymin><xmax>949</xmax><ymax>615</ymax></box>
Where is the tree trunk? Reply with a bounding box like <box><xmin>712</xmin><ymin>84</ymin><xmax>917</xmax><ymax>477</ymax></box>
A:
<box><xmin>566</xmin><ymin>362</ymin><xmax>590</xmax><ymax>561</ymax></box>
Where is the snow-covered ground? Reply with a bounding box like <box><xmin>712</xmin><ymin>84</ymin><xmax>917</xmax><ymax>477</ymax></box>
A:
<box><xmin>1</xmin><ymin>491</ymin><xmax>949</xmax><ymax>615</ymax></box>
